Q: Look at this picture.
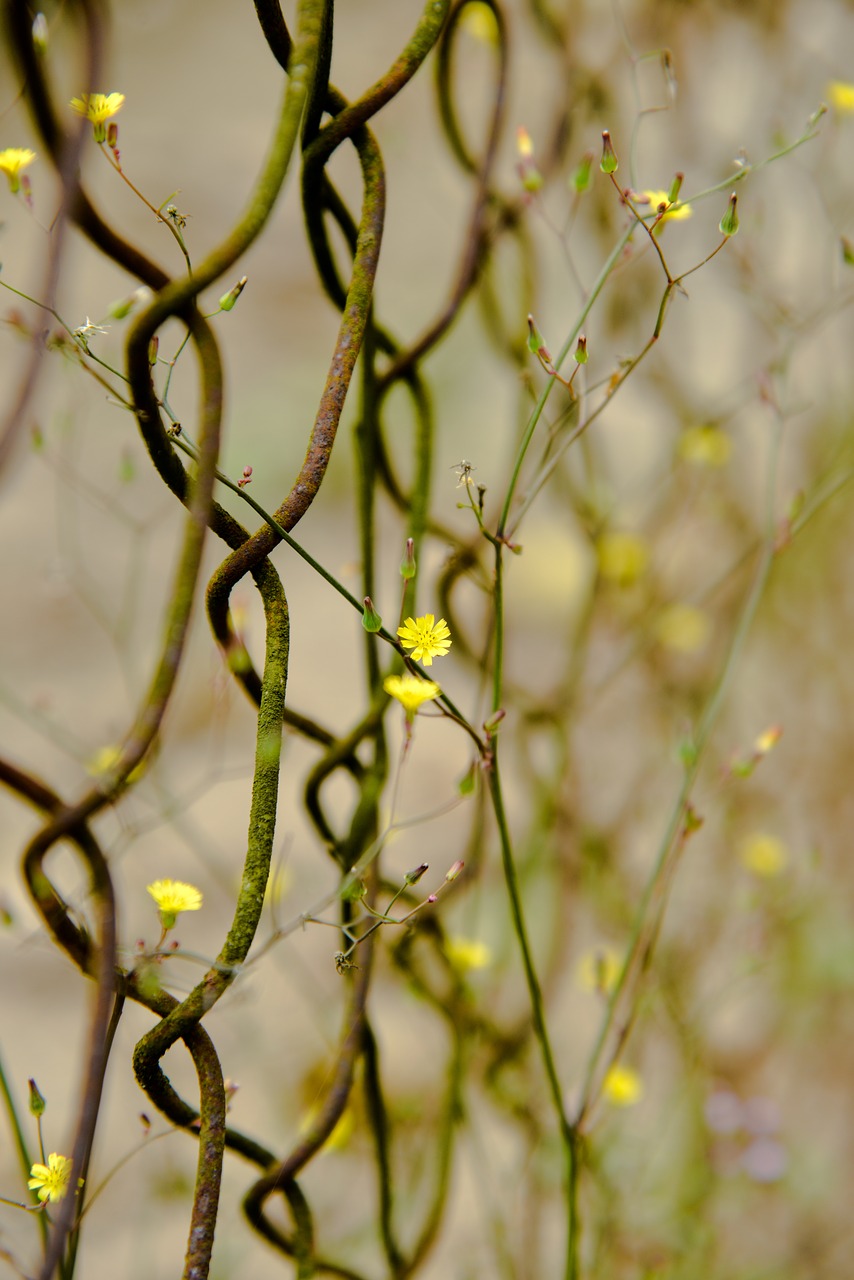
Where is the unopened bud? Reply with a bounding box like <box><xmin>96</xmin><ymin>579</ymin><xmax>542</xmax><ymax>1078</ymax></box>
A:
<box><xmin>526</xmin><ymin>315</ymin><xmax>552</xmax><ymax>364</ymax></box>
<box><xmin>32</xmin><ymin>13</ymin><xmax>48</xmax><ymax>53</ymax></box>
<box><xmin>571</xmin><ymin>150</ymin><xmax>594</xmax><ymax>194</ymax></box>
<box><xmin>361</xmin><ymin>596</ymin><xmax>382</xmax><ymax>633</ymax></box>
<box><xmin>404</xmin><ymin>862</ymin><xmax>429</xmax><ymax>885</ymax></box>
<box><xmin>719</xmin><ymin>192</ymin><xmax>739</xmax><ymax>237</ymax></box>
<box><xmin>842</xmin><ymin>236</ymin><xmax>854</xmax><ymax>267</ymax></box>
<box><xmin>667</xmin><ymin>172</ymin><xmax>684</xmax><ymax>203</ymax></box>
<box><xmin>400</xmin><ymin>537</ymin><xmax>416</xmax><ymax>581</ymax></box>
<box><xmin>237</xmin><ymin>464</ymin><xmax>253</xmax><ymax>488</ymax></box>
<box><xmin>148</xmin><ymin>335</ymin><xmax>159</xmax><ymax>366</ymax></box>
<box><xmin>444</xmin><ymin>860</ymin><xmax>465</xmax><ymax>883</ymax></box>
<box><xmin>483</xmin><ymin>708</ymin><xmax>506</xmax><ymax>735</ymax></box>
<box><xmin>600</xmin><ymin>130</ymin><xmax>618</xmax><ymax>174</ymax></box>
<box><xmin>108</xmin><ymin>285</ymin><xmax>153</xmax><ymax>320</ymax></box>
<box><xmin>106</xmin><ymin>122</ymin><xmax>118</xmax><ymax>150</ymax></box>
<box><xmin>218</xmin><ymin>276</ymin><xmax>248</xmax><ymax>312</ymax></box>
<box><xmin>573</xmin><ymin>334</ymin><xmax>588</xmax><ymax>365</ymax></box>
<box><xmin>28</xmin><ymin>1078</ymin><xmax>46</xmax><ymax>1116</ymax></box>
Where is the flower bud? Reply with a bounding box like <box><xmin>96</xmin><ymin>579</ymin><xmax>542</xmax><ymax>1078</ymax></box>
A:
<box><xmin>483</xmin><ymin>707</ymin><xmax>506</xmax><ymax>735</ymax></box>
<box><xmin>444</xmin><ymin>860</ymin><xmax>465</xmax><ymax>883</ymax></box>
<box><xmin>573</xmin><ymin>334</ymin><xmax>588</xmax><ymax>365</ymax></box>
<box><xmin>237</xmin><ymin>465</ymin><xmax>253</xmax><ymax>489</ymax></box>
<box><xmin>667</xmin><ymin>172</ymin><xmax>684</xmax><ymax>203</ymax></box>
<box><xmin>404</xmin><ymin>862</ymin><xmax>429</xmax><ymax>885</ymax></box>
<box><xmin>28</xmin><ymin>1078</ymin><xmax>46</xmax><ymax>1116</ymax></box>
<box><xmin>842</xmin><ymin>236</ymin><xmax>854</xmax><ymax>267</ymax></box>
<box><xmin>148</xmin><ymin>335</ymin><xmax>159</xmax><ymax>366</ymax></box>
<box><xmin>106</xmin><ymin>122</ymin><xmax>119</xmax><ymax>150</ymax></box>
<box><xmin>571</xmin><ymin>150</ymin><xmax>594</xmax><ymax>194</ymax></box>
<box><xmin>219</xmin><ymin>276</ymin><xmax>248</xmax><ymax>312</ymax></box>
<box><xmin>526</xmin><ymin>315</ymin><xmax>552</xmax><ymax>363</ymax></box>
<box><xmin>719</xmin><ymin>192</ymin><xmax>739</xmax><ymax>237</ymax></box>
<box><xmin>400</xmin><ymin>537</ymin><xmax>416</xmax><ymax>580</ymax></box>
<box><xmin>361</xmin><ymin>596</ymin><xmax>382</xmax><ymax>633</ymax></box>
<box><xmin>107</xmin><ymin>285</ymin><xmax>152</xmax><ymax>320</ymax></box>
<box><xmin>600</xmin><ymin>130</ymin><xmax>618</xmax><ymax>174</ymax></box>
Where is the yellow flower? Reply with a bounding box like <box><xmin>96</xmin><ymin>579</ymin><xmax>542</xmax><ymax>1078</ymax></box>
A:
<box><xmin>678</xmin><ymin>425</ymin><xmax>732</xmax><ymax>468</ymax></box>
<box><xmin>28</xmin><ymin>1153</ymin><xmax>77</xmax><ymax>1203</ymax></box>
<box><xmin>460</xmin><ymin>1</ymin><xmax>500</xmax><ymax>45</ymax></box>
<box><xmin>0</xmin><ymin>147</ymin><xmax>35</xmax><ymax>194</ymax></box>
<box><xmin>445</xmin><ymin>937</ymin><xmax>493</xmax><ymax>972</ymax></box>
<box><xmin>575</xmin><ymin>946</ymin><xmax>622</xmax><ymax>995</ymax></box>
<box><xmin>70</xmin><ymin>91</ymin><xmax>125</xmax><ymax>142</ymax></box>
<box><xmin>654</xmin><ymin>603</ymin><xmax>710</xmax><ymax>654</ymax></box>
<box><xmin>383</xmin><ymin>674</ymin><xmax>441</xmax><ymax>718</ymax></box>
<box><xmin>827</xmin><ymin>80</ymin><xmax>854</xmax><ymax>113</ymax></box>
<box><xmin>597</xmin><ymin>531</ymin><xmax>648</xmax><ymax>586</ymax></box>
<box><xmin>602</xmin><ymin>1065</ymin><xmax>643</xmax><ymax>1107</ymax></box>
<box><xmin>397</xmin><ymin>614</ymin><xmax>452</xmax><ymax>666</ymax></box>
<box><xmin>146</xmin><ymin>878</ymin><xmax>203</xmax><ymax>930</ymax></box>
<box><xmin>739</xmin><ymin>833</ymin><xmax>788</xmax><ymax>878</ymax></box>
<box><xmin>754</xmin><ymin>725</ymin><xmax>782</xmax><ymax>756</ymax></box>
<box><xmin>641</xmin><ymin>189</ymin><xmax>692</xmax><ymax>230</ymax></box>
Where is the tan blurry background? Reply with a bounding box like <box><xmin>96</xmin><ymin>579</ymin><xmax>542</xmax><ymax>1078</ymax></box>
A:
<box><xmin>2</xmin><ymin>1</ymin><xmax>854</xmax><ymax>1276</ymax></box>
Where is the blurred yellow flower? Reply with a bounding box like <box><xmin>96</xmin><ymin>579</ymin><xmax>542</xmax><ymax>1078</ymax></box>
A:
<box><xmin>460</xmin><ymin>1</ymin><xmax>499</xmax><ymax>44</ymax></box>
<box><xmin>28</xmin><ymin>1153</ymin><xmax>77</xmax><ymax>1203</ymax></box>
<box><xmin>641</xmin><ymin>189</ymin><xmax>693</xmax><ymax>229</ymax></box>
<box><xmin>754</xmin><ymin>725</ymin><xmax>782</xmax><ymax>756</ymax></box>
<box><xmin>739</xmin><ymin>833</ymin><xmax>788</xmax><ymax>877</ymax></box>
<box><xmin>383</xmin><ymin>674</ymin><xmax>441</xmax><ymax>718</ymax></box>
<box><xmin>147</xmin><ymin>878</ymin><xmax>203</xmax><ymax>929</ymax></box>
<box><xmin>597</xmin><ymin>531</ymin><xmax>649</xmax><ymax>586</ymax></box>
<box><xmin>827</xmin><ymin>80</ymin><xmax>854</xmax><ymax>113</ymax></box>
<box><xmin>654</xmin><ymin>603</ymin><xmax>710</xmax><ymax>654</ymax></box>
<box><xmin>575</xmin><ymin>946</ymin><xmax>622</xmax><ymax>995</ymax></box>
<box><xmin>397</xmin><ymin>614</ymin><xmax>452</xmax><ymax>666</ymax></box>
<box><xmin>445</xmin><ymin>937</ymin><xmax>493</xmax><ymax>972</ymax></box>
<box><xmin>602</xmin><ymin>1064</ymin><xmax>643</xmax><ymax>1107</ymax></box>
<box><xmin>678</xmin><ymin>425</ymin><xmax>731</xmax><ymax>468</ymax></box>
<box><xmin>0</xmin><ymin>146</ymin><xmax>35</xmax><ymax>194</ymax></box>
<box><xmin>70</xmin><ymin>91</ymin><xmax>125</xmax><ymax>141</ymax></box>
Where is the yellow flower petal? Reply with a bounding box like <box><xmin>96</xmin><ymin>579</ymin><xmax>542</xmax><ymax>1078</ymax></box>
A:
<box><xmin>146</xmin><ymin>878</ymin><xmax>203</xmax><ymax>925</ymax></box>
<box><xmin>575</xmin><ymin>946</ymin><xmax>622</xmax><ymax>995</ymax></box>
<box><xmin>597</xmin><ymin>532</ymin><xmax>649</xmax><ymax>586</ymax></box>
<box><xmin>827</xmin><ymin>80</ymin><xmax>854</xmax><ymax>113</ymax></box>
<box><xmin>738</xmin><ymin>833</ymin><xmax>788</xmax><ymax>878</ymax></box>
<box><xmin>602</xmin><ymin>1065</ymin><xmax>643</xmax><ymax>1107</ymax></box>
<box><xmin>445</xmin><ymin>937</ymin><xmax>492</xmax><ymax>972</ymax></box>
<box><xmin>0</xmin><ymin>146</ymin><xmax>36</xmax><ymax>194</ymax></box>
<box><xmin>28</xmin><ymin>1153</ymin><xmax>77</xmax><ymax>1203</ymax></box>
<box><xmin>383</xmin><ymin>674</ymin><xmax>441</xmax><ymax>718</ymax></box>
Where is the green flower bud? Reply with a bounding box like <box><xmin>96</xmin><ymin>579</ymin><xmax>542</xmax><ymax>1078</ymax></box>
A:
<box><xmin>719</xmin><ymin>192</ymin><xmax>739</xmax><ymax>237</ymax></box>
<box><xmin>28</xmin><ymin>1078</ymin><xmax>46</xmax><ymax>1117</ymax></box>
<box><xmin>218</xmin><ymin>276</ymin><xmax>248</xmax><ymax>312</ymax></box>
<box><xmin>361</xmin><ymin>597</ymin><xmax>382</xmax><ymax>633</ymax></box>
<box><xmin>600</xmin><ymin>130</ymin><xmax>618</xmax><ymax>175</ymax></box>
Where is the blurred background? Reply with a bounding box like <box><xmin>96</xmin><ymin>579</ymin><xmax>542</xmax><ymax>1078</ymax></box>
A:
<box><xmin>2</xmin><ymin>0</ymin><xmax>854</xmax><ymax>1276</ymax></box>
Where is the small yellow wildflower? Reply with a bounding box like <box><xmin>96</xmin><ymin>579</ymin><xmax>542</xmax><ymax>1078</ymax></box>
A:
<box><xmin>678</xmin><ymin>425</ymin><xmax>731</xmax><ymax>468</ymax></box>
<box><xmin>654</xmin><ymin>603</ymin><xmax>710</xmax><ymax>654</ymax></box>
<box><xmin>827</xmin><ymin>80</ymin><xmax>854</xmax><ymax>113</ymax></box>
<box><xmin>28</xmin><ymin>1153</ymin><xmax>77</xmax><ymax>1203</ymax></box>
<box><xmin>70</xmin><ymin>92</ymin><xmax>125</xmax><ymax>142</ymax></box>
<box><xmin>575</xmin><ymin>946</ymin><xmax>622</xmax><ymax>995</ymax></box>
<box><xmin>754</xmin><ymin>725</ymin><xmax>782</xmax><ymax>756</ymax></box>
<box><xmin>397</xmin><ymin>614</ymin><xmax>452</xmax><ymax>666</ymax></box>
<box><xmin>597</xmin><ymin>531</ymin><xmax>649</xmax><ymax>587</ymax></box>
<box><xmin>0</xmin><ymin>147</ymin><xmax>35</xmax><ymax>194</ymax></box>
<box><xmin>146</xmin><ymin>878</ymin><xmax>203</xmax><ymax>930</ymax></box>
<box><xmin>602</xmin><ymin>1065</ymin><xmax>643</xmax><ymax>1107</ymax></box>
<box><xmin>739</xmin><ymin>833</ymin><xmax>788</xmax><ymax>878</ymax></box>
<box><xmin>383</xmin><ymin>674</ymin><xmax>441</xmax><ymax>718</ymax></box>
<box><xmin>445</xmin><ymin>937</ymin><xmax>493</xmax><ymax>972</ymax></box>
<box><xmin>460</xmin><ymin>1</ymin><xmax>500</xmax><ymax>45</ymax></box>
<box><xmin>641</xmin><ymin>189</ymin><xmax>693</xmax><ymax>230</ymax></box>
